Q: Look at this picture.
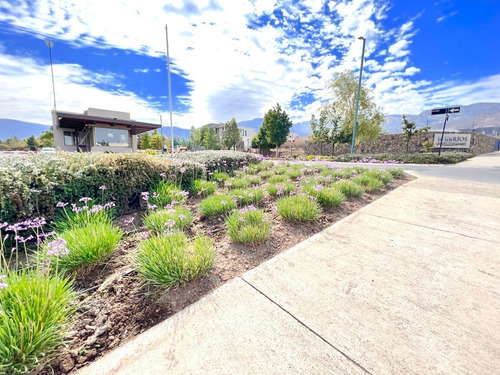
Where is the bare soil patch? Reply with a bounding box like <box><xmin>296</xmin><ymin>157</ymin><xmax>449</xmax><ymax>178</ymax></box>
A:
<box><xmin>37</xmin><ymin>174</ymin><xmax>413</xmax><ymax>374</ymax></box>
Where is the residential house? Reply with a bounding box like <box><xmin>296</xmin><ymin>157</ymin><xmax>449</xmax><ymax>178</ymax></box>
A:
<box><xmin>204</xmin><ymin>122</ymin><xmax>256</xmax><ymax>150</ymax></box>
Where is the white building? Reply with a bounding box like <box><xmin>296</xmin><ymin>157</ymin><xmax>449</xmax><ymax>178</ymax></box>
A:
<box><xmin>205</xmin><ymin>123</ymin><xmax>256</xmax><ymax>150</ymax></box>
<box><xmin>52</xmin><ymin>108</ymin><xmax>160</xmax><ymax>153</ymax></box>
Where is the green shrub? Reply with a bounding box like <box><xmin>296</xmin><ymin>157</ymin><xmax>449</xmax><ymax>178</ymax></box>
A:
<box><xmin>225</xmin><ymin>177</ymin><xmax>250</xmax><ymax>190</ymax></box>
<box><xmin>225</xmin><ymin>207</ymin><xmax>271</xmax><ymax>244</ymax></box>
<box><xmin>267</xmin><ymin>182</ymin><xmax>296</xmax><ymax>197</ymax></box>
<box><xmin>191</xmin><ymin>179</ymin><xmax>217</xmax><ymax>197</ymax></box>
<box><xmin>365</xmin><ymin>169</ymin><xmax>393</xmax><ymax>184</ymax></box>
<box><xmin>334</xmin><ymin>180</ymin><xmax>365</xmax><ymax>197</ymax></box>
<box><xmin>285</xmin><ymin>169</ymin><xmax>301</xmax><ymax>180</ymax></box>
<box><xmin>136</xmin><ymin>232</ymin><xmax>215</xmax><ymax>288</ymax></box>
<box><xmin>40</xmin><ymin>223</ymin><xmax>122</xmax><ymax>275</ymax></box>
<box><xmin>166</xmin><ymin>150</ymin><xmax>261</xmax><ymax>175</ymax></box>
<box><xmin>277</xmin><ymin>195</ymin><xmax>322</xmax><ymax>222</ymax></box>
<box><xmin>143</xmin><ymin>206</ymin><xmax>193</xmax><ymax>234</ymax></box>
<box><xmin>352</xmin><ymin>174</ymin><xmax>383</xmax><ymax>192</ymax></box>
<box><xmin>231</xmin><ymin>188</ymin><xmax>264</xmax><ymax>206</ymax></box>
<box><xmin>0</xmin><ymin>153</ymin><xmax>203</xmax><ymax>223</ymax></box>
<box><xmin>199</xmin><ymin>194</ymin><xmax>236</xmax><ymax>216</ymax></box>
<box><xmin>0</xmin><ymin>269</ymin><xmax>75</xmax><ymax>373</ymax></box>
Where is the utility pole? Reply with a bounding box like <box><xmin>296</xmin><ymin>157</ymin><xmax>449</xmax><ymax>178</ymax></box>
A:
<box><xmin>350</xmin><ymin>36</ymin><xmax>366</xmax><ymax>154</ymax></box>
<box><xmin>165</xmin><ymin>24</ymin><xmax>175</xmax><ymax>154</ymax></box>
<box><xmin>45</xmin><ymin>40</ymin><xmax>57</xmax><ymax>110</ymax></box>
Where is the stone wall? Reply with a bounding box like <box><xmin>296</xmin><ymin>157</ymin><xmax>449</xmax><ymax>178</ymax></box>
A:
<box><xmin>304</xmin><ymin>132</ymin><xmax>498</xmax><ymax>156</ymax></box>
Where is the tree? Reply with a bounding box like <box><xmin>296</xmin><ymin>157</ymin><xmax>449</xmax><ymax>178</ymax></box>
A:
<box><xmin>203</xmin><ymin>127</ymin><xmax>220</xmax><ymax>150</ymax></box>
<box><xmin>38</xmin><ymin>128</ymin><xmax>55</xmax><ymax>147</ymax></box>
<box><xmin>138</xmin><ymin>132</ymin><xmax>151</xmax><ymax>149</ymax></box>
<box><xmin>189</xmin><ymin>126</ymin><xmax>202</xmax><ymax>150</ymax></box>
<box><xmin>325</xmin><ymin>70</ymin><xmax>384</xmax><ymax>145</ymax></box>
<box><xmin>402</xmin><ymin>115</ymin><xmax>430</xmax><ymax>153</ymax></box>
<box><xmin>25</xmin><ymin>135</ymin><xmax>38</xmax><ymax>149</ymax></box>
<box><xmin>261</xmin><ymin>103</ymin><xmax>293</xmax><ymax>157</ymax></box>
<box><xmin>222</xmin><ymin>118</ymin><xmax>242</xmax><ymax>150</ymax></box>
<box><xmin>252</xmin><ymin>121</ymin><xmax>274</xmax><ymax>154</ymax></box>
<box><xmin>310</xmin><ymin>105</ymin><xmax>352</xmax><ymax>155</ymax></box>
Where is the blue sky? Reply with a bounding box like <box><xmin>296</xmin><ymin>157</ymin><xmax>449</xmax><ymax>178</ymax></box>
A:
<box><xmin>0</xmin><ymin>0</ymin><xmax>498</xmax><ymax>129</ymax></box>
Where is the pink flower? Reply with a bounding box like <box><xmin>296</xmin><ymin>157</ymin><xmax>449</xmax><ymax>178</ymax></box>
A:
<box><xmin>56</xmin><ymin>201</ymin><xmax>68</xmax><ymax>208</ymax></box>
<box><xmin>99</xmin><ymin>185</ymin><xmax>107</xmax><ymax>190</ymax></box>
<box><xmin>79</xmin><ymin>197</ymin><xmax>92</xmax><ymax>203</ymax></box>
<box><xmin>180</xmin><ymin>167</ymin><xmax>186</xmax><ymax>174</ymax></box>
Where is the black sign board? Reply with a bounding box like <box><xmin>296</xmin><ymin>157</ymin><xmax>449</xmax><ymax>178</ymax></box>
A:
<box><xmin>431</xmin><ymin>108</ymin><xmax>447</xmax><ymax>115</ymax></box>
<box><xmin>431</xmin><ymin>106</ymin><xmax>460</xmax><ymax>115</ymax></box>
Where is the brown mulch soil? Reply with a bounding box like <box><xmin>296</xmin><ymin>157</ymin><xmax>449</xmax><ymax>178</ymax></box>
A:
<box><xmin>37</xmin><ymin>174</ymin><xmax>413</xmax><ymax>374</ymax></box>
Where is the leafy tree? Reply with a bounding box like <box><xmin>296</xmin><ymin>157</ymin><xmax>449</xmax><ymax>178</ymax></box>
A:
<box><xmin>203</xmin><ymin>127</ymin><xmax>220</xmax><ymax>150</ymax></box>
<box><xmin>402</xmin><ymin>115</ymin><xmax>430</xmax><ymax>153</ymax></box>
<box><xmin>325</xmin><ymin>70</ymin><xmax>384</xmax><ymax>145</ymax></box>
<box><xmin>149</xmin><ymin>129</ymin><xmax>162</xmax><ymax>150</ymax></box>
<box><xmin>138</xmin><ymin>132</ymin><xmax>151</xmax><ymax>149</ymax></box>
<box><xmin>189</xmin><ymin>126</ymin><xmax>202</xmax><ymax>150</ymax></box>
<box><xmin>310</xmin><ymin>105</ymin><xmax>352</xmax><ymax>155</ymax></box>
<box><xmin>25</xmin><ymin>135</ymin><xmax>38</xmax><ymax>149</ymax></box>
<box><xmin>222</xmin><ymin>118</ymin><xmax>242</xmax><ymax>150</ymax></box>
<box><xmin>261</xmin><ymin>103</ymin><xmax>293</xmax><ymax>156</ymax></box>
<box><xmin>252</xmin><ymin>122</ymin><xmax>274</xmax><ymax>152</ymax></box>
<box><xmin>38</xmin><ymin>128</ymin><xmax>55</xmax><ymax>147</ymax></box>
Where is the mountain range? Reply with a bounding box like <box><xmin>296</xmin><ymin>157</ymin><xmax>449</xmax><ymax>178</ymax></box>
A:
<box><xmin>1</xmin><ymin>102</ymin><xmax>499</xmax><ymax>140</ymax></box>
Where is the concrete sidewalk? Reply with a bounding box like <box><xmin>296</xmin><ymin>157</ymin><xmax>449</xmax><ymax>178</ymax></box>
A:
<box><xmin>77</xmin><ymin>162</ymin><xmax>500</xmax><ymax>374</ymax></box>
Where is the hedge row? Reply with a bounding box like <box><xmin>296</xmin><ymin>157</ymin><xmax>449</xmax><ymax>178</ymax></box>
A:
<box><xmin>165</xmin><ymin>150</ymin><xmax>262</xmax><ymax>176</ymax></box>
<box><xmin>300</xmin><ymin>152</ymin><xmax>473</xmax><ymax>164</ymax></box>
<box><xmin>0</xmin><ymin>153</ymin><xmax>203</xmax><ymax>223</ymax></box>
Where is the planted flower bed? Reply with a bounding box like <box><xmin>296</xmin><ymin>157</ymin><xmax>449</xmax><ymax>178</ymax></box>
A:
<box><xmin>0</xmin><ymin>155</ymin><xmax>411</xmax><ymax>374</ymax></box>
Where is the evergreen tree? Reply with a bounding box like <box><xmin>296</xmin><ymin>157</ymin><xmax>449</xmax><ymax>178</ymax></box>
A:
<box><xmin>25</xmin><ymin>135</ymin><xmax>38</xmax><ymax>149</ymax></box>
<box><xmin>203</xmin><ymin>128</ymin><xmax>219</xmax><ymax>150</ymax></box>
<box><xmin>402</xmin><ymin>115</ymin><xmax>430</xmax><ymax>153</ymax></box>
<box><xmin>222</xmin><ymin>118</ymin><xmax>242</xmax><ymax>150</ymax></box>
<box><xmin>261</xmin><ymin>103</ymin><xmax>293</xmax><ymax>157</ymax></box>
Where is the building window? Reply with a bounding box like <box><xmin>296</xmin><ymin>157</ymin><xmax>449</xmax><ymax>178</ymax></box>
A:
<box><xmin>64</xmin><ymin>131</ymin><xmax>73</xmax><ymax>146</ymax></box>
<box><xmin>94</xmin><ymin>127</ymin><xmax>130</xmax><ymax>147</ymax></box>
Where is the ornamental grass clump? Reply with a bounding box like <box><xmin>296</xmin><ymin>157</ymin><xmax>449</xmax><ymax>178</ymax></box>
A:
<box><xmin>191</xmin><ymin>179</ymin><xmax>217</xmax><ymax>197</ymax></box>
<box><xmin>365</xmin><ymin>169</ymin><xmax>393</xmax><ymax>184</ymax></box>
<box><xmin>334</xmin><ymin>180</ymin><xmax>365</xmax><ymax>197</ymax></box>
<box><xmin>225</xmin><ymin>206</ymin><xmax>271</xmax><ymax>244</ymax></box>
<box><xmin>277</xmin><ymin>195</ymin><xmax>322</xmax><ymax>222</ymax></box>
<box><xmin>41</xmin><ymin>222</ymin><xmax>122</xmax><ymax>275</ymax></box>
<box><xmin>267</xmin><ymin>175</ymin><xmax>287</xmax><ymax>184</ymax></box>
<box><xmin>352</xmin><ymin>174</ymin><xmax>383</xmax><ymax>192</ymax></box>
<box><xmin>0</xmin><ymin>269</ymin><xmax>75</xmax><ymax>373</ymax></box>
<box><xmin>199</xmin><ymin>194</ymin><xmax>236</xmax><ymax>216</ymax></box>
<box><xmin>267</xmin><ymin>182</ymin><xmax>296</xmax><ymax>197</ymax></box>
<box><xmin>149</xmin><ymin>181</ymin><xmax>189</xmax><ymax>208</ymax></box>
<box><xmin>212</xmin><ymin>172</ymin><xmax>229</xmax><ymax>186</ymax></box>
<box><xmin>136</xmin><ymin>232</ymin><xmax>215</xmax><ymax>288</ymax></box>
<box><xmin>52</xmin><ymin>198</ymin><xmax>115</xmax><ymax>232</ymax></box>
<box><xmin>231</xmin><ymin>188</ymin><xmax>264</xmax><ymax>206</ymax></box>
<box><xmin>143</xmin><ymin>206</ymin><xmax>193</xmax><ymax>234</ymax></box>
<box><xmin>285</xmin><ymin>169</ymin><xmax>301</xmax><ymax>180</ymax></box>
<box><xmin>316</xmin><ymin>187</ymin><xmax>346</xmax><ymax>207</ymax></box>
<box><xmin>248</xmin><ymin>175</ymin><xmax>262</xmax><ymax>186</ymax></box>
<box><xmin>388</xmin><ymin>168</ymin><xmax>404</xmax><ymax>178</ymax></box>
<box><xmin>225</xmin><ymin>177</ymin><xmax>250</xmax><ymax>190</ymax></box>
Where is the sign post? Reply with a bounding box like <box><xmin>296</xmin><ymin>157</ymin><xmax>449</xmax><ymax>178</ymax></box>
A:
<box><xmin>431</xmin><ymin>106</ymin><xmax>460</xmax><ymax>156</ymax></box>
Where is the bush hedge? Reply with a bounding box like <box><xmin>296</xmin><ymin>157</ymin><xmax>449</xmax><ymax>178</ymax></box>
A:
<box><xmin>165</xmin><ymin>150</ymin><xmax>261</xmax><ymax>176</ymax></box>
<box><xmin>0</xmin><ymin>153</ymin><xmax>203</xmax><ymax>223</ymax></box>
<box><xmin>302</xmin><ymin>152</ymin><xmax>473</xmax><ymax>164</ymax></box>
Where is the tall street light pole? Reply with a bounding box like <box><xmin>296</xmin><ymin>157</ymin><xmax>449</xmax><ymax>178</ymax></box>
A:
<box><xmin>350</xmin><ymin>36</ymin><xmax>366</xmax><ymax>155</ymax></box>
<box><xmin>165</xmin><ymin>24</ymin><xmax>175</xmax><ymax>154</ymax></box>
<box><xmin>45</xmin><ymin>39</ymin><xmax>57</xmax><ymax>110</ymax></box>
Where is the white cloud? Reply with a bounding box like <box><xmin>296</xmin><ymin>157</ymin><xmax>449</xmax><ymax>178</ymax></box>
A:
<box><xmin>0</xmin><ymin>0</ymin><xmax>497</xmax><ymax>129</ymax></box>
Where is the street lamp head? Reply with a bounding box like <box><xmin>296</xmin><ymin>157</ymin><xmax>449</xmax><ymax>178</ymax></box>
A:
<box><xmin>358</xmin><ymin>36</ymin><xmax>365</xmax><ymax>40</ymax></box>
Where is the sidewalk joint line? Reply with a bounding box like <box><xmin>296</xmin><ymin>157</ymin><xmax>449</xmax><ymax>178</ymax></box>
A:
<box><xmin>240</xmin><ymin>277</ymin><xmax>375</xmax><ymax>375</ymax></box>
<box><xmin>363</xmin><ymin>213</ymin><xmax>500</xmax><ymax>245</ymax></box>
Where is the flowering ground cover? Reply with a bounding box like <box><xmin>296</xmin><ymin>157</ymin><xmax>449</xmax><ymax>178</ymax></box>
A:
<box><xmin>0</xmin><ymin>156</ymin><xmax>412</xmax><ymax>374</ymax></box>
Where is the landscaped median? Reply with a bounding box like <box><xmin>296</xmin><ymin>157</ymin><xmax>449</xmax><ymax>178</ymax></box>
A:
<box><xmin>0</xmin><ymin>151</ymin><xmax>411</xmax><ymax>373</ymax></box>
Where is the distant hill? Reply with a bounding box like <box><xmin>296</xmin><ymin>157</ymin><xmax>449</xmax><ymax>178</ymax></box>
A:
<box><xmin>384</xmin><ymin>102</ymin><xmax>500</xmax><ymax>133</ymax></box>
<box><xmin>0</xmin><ymin>119</ymin><xmax>51</xmax><ymax>139</ymax></box>
<box><xmin>0</xmin><ymin>118</ymin><xmax>191</xmax><ymax>140</ymax></box>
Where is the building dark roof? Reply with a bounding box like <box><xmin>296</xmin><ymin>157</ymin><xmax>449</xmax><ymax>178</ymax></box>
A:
<box><xmin>56</xmin><ymin>111</ymin><xmax>161</xmax><ymax>135</ymax></box>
